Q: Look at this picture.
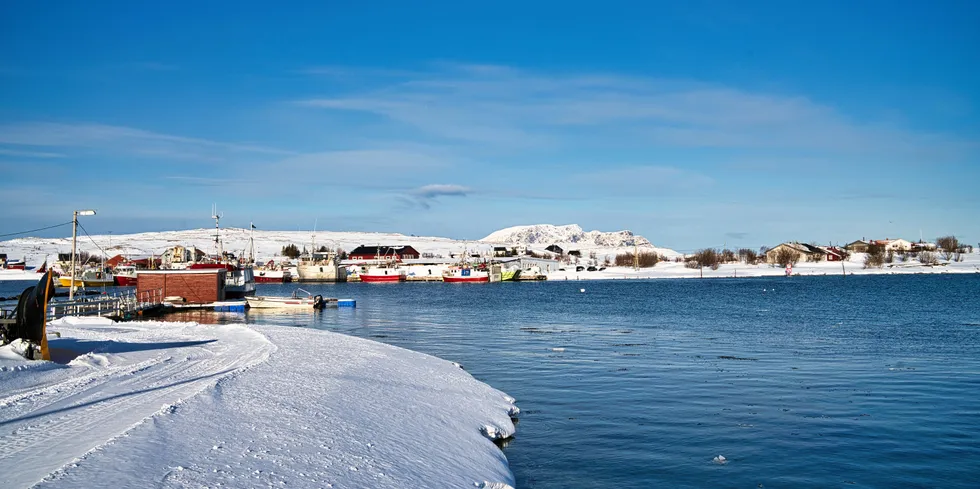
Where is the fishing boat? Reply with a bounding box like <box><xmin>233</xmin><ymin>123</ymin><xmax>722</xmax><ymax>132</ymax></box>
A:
<box><xmin>185</xmin><ymin>207</ymin><xmax>256</xmax><ymax>298</ymax></box>
<box><xmin>358</xmin><ymin>263</ymin><xmax>407</xmax><ymax>283</ymax></box>
<box><xmin>58</xmin><ymin>267</ymin><xmax>115</xmax><ymax>287</ymax></box>
<box><xmin>254</xmin><ymin>262</ymin><xmax>292</xmax><ymax>283</ymax></box>
<box><xmin>188</xmin><ymin>262</ymin><xmax>256</xmax><ymax>298</ymax></box>
<box><xmin>113</xmin><ymin>265</ymin><xmax>138</xmax><ymax>286</ymax></box>
<box><xmin>442</xmin><ymin>265</ymin><xmax>490</xmax><ymax>283</ymax></box>
<box><xmin>356</xmin><ymin>248</ymin><xmax>407</xmax><ymax>283</ymax></box>
<box><xmin>246</xmin><ymin>289</ymin><xmax>334</xmax><ymax>309</ymax></box>
<box><xmin>294</xmin><ymin>225</ymin><xmax>347</xmax><ymax>282</ymax></box>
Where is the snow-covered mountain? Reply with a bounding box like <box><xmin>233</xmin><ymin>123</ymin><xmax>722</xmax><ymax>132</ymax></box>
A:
<box><xmin>482</xmin><ymin>224</ymin><xmax>652</xmax><ymax>248</ymax></box>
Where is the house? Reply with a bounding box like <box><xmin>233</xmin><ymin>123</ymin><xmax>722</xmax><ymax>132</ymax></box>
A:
<box><xmin>818</xmin><ymin>246</ymin><xmax>846</xmax><ymax>262</ymax></box>
<box><xmin>493</xmin><ymin>246</ymin><xmax>510</xmax><ymax>257</ymax></box>
<box><xmin>160</xmin><ymin>246</ymin><xmax>207</xmax><ymax>268</ymax></box>
<box><xmin>766</xmin><ymin>242</ymin><xmax>832</xmax><ymax>264</ymax></box>
<box><xmin>545</xmin><ymin>244</ymin><xmax>564</xmax><ymax>255</ymax></box>
<box><xmin>348</xmin><ymin>245</ymin><xmax>421</xmax><ymax>261</ymax></box>
<box><xmin>871</xmin><ymin>238</ymin><xmax>913</xmax><ymax>251</ymax></box>
<box><xmin>568</xmin><ymin>250</ymin><xmax>582</xmax><ymax>257</ymax></box>
<box><xmin>911</xmin><ymin>241</ymin><xmax>937</xmax><ymax>252</ymax></box>
<box><xmin>844</xmin><ymin>240</ymin><xmax>870</xmax><ymax>253</ymax></box>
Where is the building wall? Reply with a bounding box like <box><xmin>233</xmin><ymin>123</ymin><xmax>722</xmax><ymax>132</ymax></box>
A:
<box><xmin>137</xmin><ymin>271</ymin><xmax>225</xmax><ymax>304</ymax></box>
<box><xmin>845</xmin><ymin>242</ymin><xmax>869</xmax><ymax>253</ymax></box>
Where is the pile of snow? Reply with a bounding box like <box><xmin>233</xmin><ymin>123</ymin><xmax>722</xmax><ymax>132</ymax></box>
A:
<box><xmin>0</xmin><ymin>318</ymin><xmax>518</xmax><ymax>488</ymax></box>
<box><xmin>482</xmin><ymin>224</ymin><xmax>652</xmax><ymax>248</ymax></box>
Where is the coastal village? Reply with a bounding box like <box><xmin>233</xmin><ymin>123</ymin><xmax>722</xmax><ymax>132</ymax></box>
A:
<box><xmin>1</xmin><ymin>224</ymin><xmax>977</xmax><ymax>287</ymax></box>
<box><xmin>1</xmin><ymin>221</ymin><xmax>977</xmax><ymax>316</ymax></box>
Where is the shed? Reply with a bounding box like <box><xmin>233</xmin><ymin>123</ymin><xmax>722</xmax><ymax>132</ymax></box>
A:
<box><xmin>137</xmin><ymin>269</ymin><xmax>226</xmax><ymax>304</ymax></box>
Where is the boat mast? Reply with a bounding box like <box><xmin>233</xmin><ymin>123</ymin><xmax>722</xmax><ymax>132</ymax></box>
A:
<box><xmin>211</xmin><ymin>204</ymin><xmax>223</xmax><ymax>261</ymax></box>
<box><xmin>248</xmin><ymin>221</ymin><xmax>256</xmax><ymax>265</ymax></box>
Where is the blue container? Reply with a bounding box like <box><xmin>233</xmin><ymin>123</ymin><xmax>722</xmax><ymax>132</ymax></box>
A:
<box><xmin>337</xmin><ymin>299</ymin><xmax>356</xmax><ymax>308</ymax></box>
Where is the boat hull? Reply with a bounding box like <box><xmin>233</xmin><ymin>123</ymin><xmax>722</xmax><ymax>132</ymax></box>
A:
<box><xmin>246</xmin><ymin>295</ymin><xmax>337</xmax><ymax>309</ymax></box>
<box><xmin>254</xmin><ymin>270</ymin><xmax>292</xmax><ymax>283</ymax></box>
<box><xmin>442</xmin><ymin>275</ymin><xmax>490</xmax><ymax>283</ymax></box>
<box><xmin>296</xmin><ymin>264</ymin><xmax>347</xmax><ymax>282</ymax></box>
<box><xmin>359</xmin><ymin>274</ymin><xmax>406</xmax><ymax>283</ymax></box>
<box><xmin>114</xmin><ymin>275</ymin><xmax>138</xmax><ymax>286</ymax></box>
<box><xmin>59</xmin><ymin>277</ymin><xmax>115</xmax><ymax>287</ymax></box>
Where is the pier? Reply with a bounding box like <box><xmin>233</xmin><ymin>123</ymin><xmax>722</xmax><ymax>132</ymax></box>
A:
<box><xmin>48</xmin><ymin>288</ymin><xmax>166</xmax><ymax>321</ymax></box>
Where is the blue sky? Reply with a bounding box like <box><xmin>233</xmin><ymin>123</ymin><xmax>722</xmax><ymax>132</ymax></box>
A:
<box><xmin>1</xmin><ymin>1</ymin><xmax>977</xmax><ymax>251</ymax></box>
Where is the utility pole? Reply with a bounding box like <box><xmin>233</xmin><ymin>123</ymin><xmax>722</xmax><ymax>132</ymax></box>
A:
<box><xmin>69</xmin><ymin>209</ymin><xmax>97</xmax><ymax>300</ymax></box>
<box><xmin>834</xmin><ymin>241</ymin><xmax>845</xmax><ymax>276</ymax></box>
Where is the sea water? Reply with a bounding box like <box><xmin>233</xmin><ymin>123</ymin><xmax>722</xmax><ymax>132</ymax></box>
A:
<box><xmin>3</xmin><ymin>274</ymin><xmax>978</xmax><ymax>487</ymax></box>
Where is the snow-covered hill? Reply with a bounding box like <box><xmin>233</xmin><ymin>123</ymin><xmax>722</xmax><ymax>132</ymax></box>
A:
<box><xmin>482</xmin><ymin>224</ymin><xmax>653</xmax><ymax>248</ymax></box>
<box><xmin>0</xmin><ymin>225</ymin><xmax>681</xmax><ymax>269</ymax></box>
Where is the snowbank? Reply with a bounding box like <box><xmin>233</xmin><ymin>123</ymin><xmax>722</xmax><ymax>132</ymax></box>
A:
<box><xmin>0</xmin><ymin>319</ymin><xmax>518</xmax><ymax>488</ymax></box>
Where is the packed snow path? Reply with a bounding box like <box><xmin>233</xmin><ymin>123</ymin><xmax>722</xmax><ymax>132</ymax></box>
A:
<box><xmin>0</xmin><ymin>319</ymin><xmax>518</xmax><ymax>488</ymax></box>
<box><xmin>0</xmin><ymin>318</ymin><xmax>276</xmax><ymax>488</ymax></box>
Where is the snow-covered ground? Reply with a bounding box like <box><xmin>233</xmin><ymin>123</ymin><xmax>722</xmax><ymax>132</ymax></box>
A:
<box><xmin>0</xmin><ymin>224</ymin><xmax>675</xmax><ymax>273</ymax></box>
<box><xmin>2</xmin><ymin>225</ymin><xmax>976</xmax><ymax>281</ymax></box>
<box><xmin>0</xmin><ymin>318</ymin><xmax>519</xmax><ymax>488</ymax></box>
<box><xmin>545</xmin><ymin>252</ymin><xmax>980</xmax><ymax>280</ymax></box>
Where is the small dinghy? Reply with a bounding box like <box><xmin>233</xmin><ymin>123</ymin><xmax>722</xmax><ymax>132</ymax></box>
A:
<box><xmin>245</xmin><ymin>288</ymin><xmax>335</xmax><ymax>310</ymax></box>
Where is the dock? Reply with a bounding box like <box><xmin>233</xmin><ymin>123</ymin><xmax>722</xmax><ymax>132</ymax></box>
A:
<box><xmin>48</xmin><ymin>288</ymin><xmax>166</xmax><ymax>321</ymax></box>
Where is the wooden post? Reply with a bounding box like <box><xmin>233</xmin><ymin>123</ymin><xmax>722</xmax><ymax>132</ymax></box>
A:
<box><xmin>40</xmin><ymin>272</ymin><xmax>53</xmax><ymax>361</ymax></box>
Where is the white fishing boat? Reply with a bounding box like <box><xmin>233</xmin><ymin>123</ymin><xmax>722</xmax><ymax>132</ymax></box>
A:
<box><xmin>246</xmin><ymin>289</ymin><xmax>335</xmax><ymax>309</ymax></box>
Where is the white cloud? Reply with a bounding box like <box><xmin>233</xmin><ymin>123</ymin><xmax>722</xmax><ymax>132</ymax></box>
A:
<box><xmin>296</xmin><ymin>64</ymin><xmax>976</xmax><ymax>162</ymax></box>
<box><xmin>0</xmin><ymin>148</ymin><xmax>66</xmax><ymax>158</ymax></box>
<box><xmin>0</xmin><ymin>122</ymin><xmax>296</xmax><ymax>162</ymax></box>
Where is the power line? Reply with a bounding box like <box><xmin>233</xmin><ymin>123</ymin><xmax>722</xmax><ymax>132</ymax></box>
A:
<box><xmin>76</xmin><ymin>222</ymin><xmax>110</xmax><ymax>258</ymax></box>
<box><xmin>0</xmin><ymin>221</ymin><xmax>73</xmax><ymax>238</ymax></box>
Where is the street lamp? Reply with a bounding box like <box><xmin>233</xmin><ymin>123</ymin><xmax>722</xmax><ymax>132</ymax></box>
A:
<box><xmin>69</xmin><ymin>209</ymin><xmax>97</xmax><ymax>300</ymax></box>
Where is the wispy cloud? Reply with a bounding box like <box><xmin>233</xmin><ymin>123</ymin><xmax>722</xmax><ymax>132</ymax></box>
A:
<box><xmin>0</xmin><ymin>148</ymin><xmax>66</xmax><ymax>158</ymax></box>
<box><xmin>0</xmin><ymin>122</ymin><xmax>296</xmax><ymax>162</ymax></box>
<box><xmin>296</xmin><ymin>63</ymin><xmax>977</xmax><ymax>161</ymax></box>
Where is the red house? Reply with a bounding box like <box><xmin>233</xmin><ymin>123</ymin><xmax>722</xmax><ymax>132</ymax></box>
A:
<box><xmin>348</xmin><ymin>245</ymin><xmax>421</xmax><ymax>262</ymax></box>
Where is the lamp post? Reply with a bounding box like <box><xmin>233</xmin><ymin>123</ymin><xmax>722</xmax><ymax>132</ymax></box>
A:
<box><xmin>69</xmin><ymin>209</ymin><xmax>97</xmax><ymax>301</ymax></box>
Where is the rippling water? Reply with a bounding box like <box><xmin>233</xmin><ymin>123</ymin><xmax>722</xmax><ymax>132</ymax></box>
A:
<box><xmin>3</xmin><ymin>275</ymin><xmax>979</xmax><ymax>487</ymax></box>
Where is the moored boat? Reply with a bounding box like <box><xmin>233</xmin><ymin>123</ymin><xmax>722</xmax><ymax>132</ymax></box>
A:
<box><xmin>358</xmin><ymin>263</ymin><xmax>407</xmax><ymax>283</ymax></box>
<box><xmin>113</xmin><ymin>265</ymin><xmax>138</xmax><ymax>286</ymax></box>
<box><xmin>442</xmin><ymin>266</ymin><xmax>490</xmax><ymax>283</ymax></box>
<box><xmin>246</xmin><ymin>289</ymin><xmax>334</xmax><ymax>309</ymax></box>
<box><xmin>254</xmin><ymin>268</ymin><xmax>292</xmax><ymax>283</ymax></box>
<box><xmin>58</xmin><ymin>267</ymin><xmax>115</xmax><ymax>287</ymax></box>
<box><xmin>296</xmin><ymin>251</ymin><xmax>347</xmax><ymax>282</ymax></box>
<box><xmin>188</xmin><ymin>262</ymin><xmax>256</xmax><ymax>299</ymax></box>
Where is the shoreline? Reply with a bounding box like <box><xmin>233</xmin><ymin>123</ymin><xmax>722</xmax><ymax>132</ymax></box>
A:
<box><xmin>3</xmin><ymin>256</ymin><xmax>978</xmax><ymax>284</ymax></box>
